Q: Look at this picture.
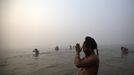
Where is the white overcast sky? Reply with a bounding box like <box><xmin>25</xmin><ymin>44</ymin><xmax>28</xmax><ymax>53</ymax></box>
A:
<box><xmin>1</xmin><ymin>0</ymin><xmax>134</xmax><ymax>50</ymax></box>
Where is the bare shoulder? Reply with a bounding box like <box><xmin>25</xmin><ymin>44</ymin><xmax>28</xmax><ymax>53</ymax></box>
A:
<box><xmin>86</xmin><ymin>55</ymin><xmax>99</xmax><ymax>62</ymax></box>
<box><xmin>90</xmin><ymin>55</ymin><xmax>99</xmax><ymax>59</ymax></box>
<box><xmin>76</xmin><ymin>55</ymin><xmax>99</xmax><ymax>68</ymax></box>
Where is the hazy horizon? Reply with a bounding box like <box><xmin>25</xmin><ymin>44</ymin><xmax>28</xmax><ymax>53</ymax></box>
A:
<box><xmin>1</xmin><ymin>0</ymin><xmax>134</xmax><ymax>50</ymax></box>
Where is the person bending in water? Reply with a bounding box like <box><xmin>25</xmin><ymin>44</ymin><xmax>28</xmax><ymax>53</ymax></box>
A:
<box><xmin>74</xmin><ymin>36</ymin><xmax>99</xmax><ymax>75</ymax></box>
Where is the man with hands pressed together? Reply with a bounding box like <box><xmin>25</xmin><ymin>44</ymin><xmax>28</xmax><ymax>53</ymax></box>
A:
<box><xmin>74</xmin><ymin>36</ymin><xmax>99</xmax><ymax>75</ymax></box>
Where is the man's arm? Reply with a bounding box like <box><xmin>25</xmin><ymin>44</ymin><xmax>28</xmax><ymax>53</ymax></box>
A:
<box><xmin>74</xmin><ymin>53</ymin><xmax>81</xmax><ymax>66</ymax></box>
<box><xmin>74</xmin><ymin>43</ymin><xmax>82</xmax><ymax>67</ymax></box>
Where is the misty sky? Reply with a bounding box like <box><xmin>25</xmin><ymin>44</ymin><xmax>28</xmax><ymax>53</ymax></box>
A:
<box><xmin>1</xmin><ymin>0</ymin><xmax>134</xmax><ymax>50</ymax></box>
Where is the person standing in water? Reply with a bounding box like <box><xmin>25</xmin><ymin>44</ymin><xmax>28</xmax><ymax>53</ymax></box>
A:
<box><xmin>55</xmin><ymin>46</ymin><xmax>59</xmax><ymax>51</ymax></box>
<box><xmin>69</xmin><ymin>45</ymin><xmax>72</xmax><ymax>50</ymax></box>
<box><xmin>74</xmin><ymin>36</ymin><xmax>99</xmax><ymax>75</ymax></box>
<box><xmin>33</xmin><ymin>48</ymin><xmax>39</xmax><ymax>57</ymax></box>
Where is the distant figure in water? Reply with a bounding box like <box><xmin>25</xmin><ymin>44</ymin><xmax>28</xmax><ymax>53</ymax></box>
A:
<box><xmin>69</xmin><ymin>45</ymin><xmax>72</xmax><ymax>50</ymax></box>
<box><xmin>74</xmin><ymin>36</ymin><xmax>99</xmax><ymax>75</ymax></box>
<box><xmin>121</xmin><ymin>46</ymin><xmax>128</xmax><ymax>54</ymax></box>
<box><xmin>33</xmin><ymin>48</ymin><xmax>39</xmax><ymax>57</ymax></box>
<box><xmin>55</xmin><ymin>46</ymin><xmax>59</xmax><ymax>51</ymax></box>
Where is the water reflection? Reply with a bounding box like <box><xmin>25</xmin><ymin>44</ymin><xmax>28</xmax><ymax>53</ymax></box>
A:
<box><xmin>33</xmin><ymin>53</ymin><xmax>39</xmax><ymax>60</ymax></box>
<box><xmin>33</xmin><ymin>53</ymin><xmax>39</xmax><ymax>57</ymax></box>
<box><xmin>121</xmin><ymin>51</ymin><xmax>128</xmax><ymax>58</ymax></box>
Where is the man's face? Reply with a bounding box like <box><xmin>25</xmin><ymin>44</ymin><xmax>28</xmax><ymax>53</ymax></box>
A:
<box><xmin>83</xmin><ymin>47</ymin><xmax>92</xmax><ymax>54</ymax></box>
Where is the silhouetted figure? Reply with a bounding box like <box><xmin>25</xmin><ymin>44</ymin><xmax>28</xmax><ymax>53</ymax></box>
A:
<box><xmin>33</xmin><ymin>48</ymin><xmax>39</xmax><ymax>57</ymax></box>
<box><xmin>69</xmin><ymin>45</ymin><xmax>72</xmax><ymax>50</ymax></box>
<box><xmin>121</xmin><ymin>46</ymin><xmax>128</xmax><ymax>54</ymax></box>
<box><xmin>121</xmin><ymin>47</ymin><xmax>128</xmax><ymax>58</ymax></box>
<box><xmin>55</xmin><ymin>46</ymin><xmax>59</xmax><ymax>51</ymax></box>
<box><xmin>74</xmin><ymin>36</ymin><xmax>99</xmax><ymax>75</ymax></box>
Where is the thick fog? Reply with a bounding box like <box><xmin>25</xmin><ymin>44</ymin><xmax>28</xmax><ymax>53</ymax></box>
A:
<box><xmin>1</xmin><ymin>0</ymin><xmax>134</xmax><ymax>50</ymax></box>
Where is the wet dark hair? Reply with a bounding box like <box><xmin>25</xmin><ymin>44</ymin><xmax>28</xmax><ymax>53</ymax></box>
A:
<box><xmin>84</xmin><ymin>36</ymin><xmax>97</xmax><ymax>49</ymax></box>
<box><xmin>84</xmin><ymin>36</ymin><xmax>99</xmax><ymax>56</ymax></box>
